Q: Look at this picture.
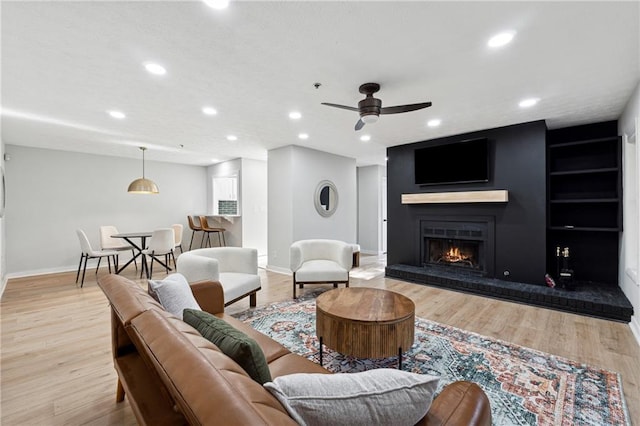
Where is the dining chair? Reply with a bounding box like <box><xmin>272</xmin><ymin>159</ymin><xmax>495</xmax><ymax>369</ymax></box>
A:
<box><xmin>171</xmin><ymin>224</ymin><xmax>184</xmax><ymax>255</ymax></box>
<box><xmin>99</xmin><ymin>225</ymin><xmax>138</xmax><ymax>271</ymax></box>
<box><xmin>141</xmin><ymin>228</ymin><xmax>176</xmax><ymax>279</ymax></box>
<box><xmin>187</xmin><ymin>216</ymin><xmax>203</xmax><ymax>251</ymax></box>
<box><xmin>76</xmin><ymin>229</ymin><xmax>120</xmax><ymax>288</ymax></box>
<box><xmin>199</xmin><ymin>216</ymin><xmax>226</xmax><ymax>248</ymax></box>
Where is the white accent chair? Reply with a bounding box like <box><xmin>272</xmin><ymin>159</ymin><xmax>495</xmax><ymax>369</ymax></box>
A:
<box><xmin>141</xmin><ymin>228</ymin><xmax>176</xmax><ymax>279</ymax></box>
<box><xmin>99</xmin><ymin>225</ymin><xmax>138</xmax><ymax>271</ymax></box>
<box><xmin>176</xmin><ymin>247</ymin><xmax>260</xmax><ymax>307</ymax></box>
<box><xmin>171</xmin><ymin>223</ymin><xmax>184</xmax><ymax>254</ymax></box>
<box><xmin>76</xmin><ymin>229</ymin><xmax>120</xmax><ymax>288</ymax></box>
<box><xmin>290</xmin><ymin>239</ymin><xmax>352</xmax><ymax>298</ymax></box>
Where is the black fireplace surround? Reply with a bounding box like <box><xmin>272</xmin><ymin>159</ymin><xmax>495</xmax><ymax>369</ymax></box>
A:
<box><xmin>421</xmin><ymin>218</ymin><xmax>494</xmax><ymax>278</ymax></box>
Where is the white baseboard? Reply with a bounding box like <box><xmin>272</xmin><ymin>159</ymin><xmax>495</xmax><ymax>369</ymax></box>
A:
<box><xmin>265</xmin><ymin>265</ymin><xmax>291</xmax><ymax>276</ymax></box>
<box><xmin>630</xmin><ymin>315</ymin><xmax>640</xmax><ymax>347</ymax></box>
<box><xmin>6</xmin><ymin>265</ymin><xmax>78</xmax><ymax>279</ymax></box>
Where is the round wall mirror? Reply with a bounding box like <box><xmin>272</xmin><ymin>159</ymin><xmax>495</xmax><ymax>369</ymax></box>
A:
<box><xmin>314</xmin><ymin>180</ymin><xmax>338</xmax><ymax>217</ymax></box>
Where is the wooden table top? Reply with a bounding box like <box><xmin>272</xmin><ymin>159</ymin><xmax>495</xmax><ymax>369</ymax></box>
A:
<box><xmin>316</xmin><ymin>287</ymin><xmax>415</xmax><ymax>323</ymax></box>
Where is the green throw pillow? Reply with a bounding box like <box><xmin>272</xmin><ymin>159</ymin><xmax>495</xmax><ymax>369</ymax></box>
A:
<box><xmin>183</xmin><ymin>309</ymin><xmax>272</xmax><ymax>385</ymax></box>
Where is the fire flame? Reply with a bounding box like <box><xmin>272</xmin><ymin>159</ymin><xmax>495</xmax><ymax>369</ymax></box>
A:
<box><xmin>444</xmin><ymin>246</ymin><xmax>465</xmax><ymax>262</ymax></box>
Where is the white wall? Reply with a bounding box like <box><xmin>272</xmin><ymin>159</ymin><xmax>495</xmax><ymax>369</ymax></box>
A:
<box><xmin>267</xmin><ymin>146</ymin><xmax>294</xmax><ymax>272</ymax></box>
<box><xmin>357</xmin><ymin>165</ymin><xmax>385</xmax><ymax>254</ymax></box>
<box><xmin>619</xmin><ymin>81</ymin><xmax>640</xmax><ymax>345</ymax></box>
<box><xmin>240</xmin><ymin>158</ymin><xmax>268</xmax><ymax>256</ymax></box>
<box><xmin>4</xmin><ymin>145</ymin><xmax>207</xmax><ymax>277</ymax></box>
<box><xmin>268</xmin><ymin>145</ymin><xmax>357</xmax><ymax>271</ymax></box>
<box><xmin>1</xmin><ymin>139</ymin><xmax>6</xmax><ymax>295</ymax></box>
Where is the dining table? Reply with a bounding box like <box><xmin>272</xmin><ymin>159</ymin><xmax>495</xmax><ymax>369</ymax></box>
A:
<box><xmin>111</xmin><ymin>232</ymin><xmax>172</xmax><ymax>277</ymax></box>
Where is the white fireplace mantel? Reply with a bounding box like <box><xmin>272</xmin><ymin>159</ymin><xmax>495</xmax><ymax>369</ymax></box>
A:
<box><xmin>401</xmin><ymin>190</ymin><xmax>509</xmax><ymax>204</ymax></box>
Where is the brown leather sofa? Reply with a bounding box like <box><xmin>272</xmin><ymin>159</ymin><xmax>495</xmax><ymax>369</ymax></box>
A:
<box><xmin>97</xmin><ymin>274</ymin><xmax>492</xmax><ymax>425</ymax></box>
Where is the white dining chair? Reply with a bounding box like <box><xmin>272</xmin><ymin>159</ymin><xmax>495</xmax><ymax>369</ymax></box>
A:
<box><xmin>141</xmin><ymin>228</ymin><xmax>176</xmax><ymax>279</ymax></box>
<box><xmin>99</xmin><ymin>225</ymin><xmax>138</xmax><ymax>271</ymax></box>
<box><xmin>76</xmin><ymin>229</ymin><xmax>120</xmax><ymax>287</ymax></box>
<box><xmin>171</xmin><ymin>224</ymin><xmax>184</xmax><ymax>255</ymax></box>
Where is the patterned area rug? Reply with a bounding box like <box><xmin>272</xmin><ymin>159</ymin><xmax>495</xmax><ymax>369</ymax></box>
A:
<box><xmin>233</xmin><ymin>292</ymin><xmax>630</xmax><ymax>426</ymax></box>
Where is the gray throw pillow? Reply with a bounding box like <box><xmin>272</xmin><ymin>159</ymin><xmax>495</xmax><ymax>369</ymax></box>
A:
<box><xmin>183</xmin><ymin>309</ymin><xmax>272</xmax><ymax>385</ymax></box>
<box><xmin>263</xmin><ymin>369</ymin><xmax>439</xmax><ymax>426</ymax></box>
<box><xmin>148</xmin><ymin>273</ymin><xmax>201</xmax><ymax>319</ymax></box>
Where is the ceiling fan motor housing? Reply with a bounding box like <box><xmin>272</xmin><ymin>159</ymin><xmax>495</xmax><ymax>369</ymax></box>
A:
<box><xmin>358</xmin><ymin>96</ymin><xmax>382</xmax><ymax>120</ymax></box>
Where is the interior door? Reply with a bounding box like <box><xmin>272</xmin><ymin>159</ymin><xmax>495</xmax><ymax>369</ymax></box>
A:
<box><xmin>382</xmin><ymin>177</ymin><xmax>387</xmax><ymax>254</ymax></box>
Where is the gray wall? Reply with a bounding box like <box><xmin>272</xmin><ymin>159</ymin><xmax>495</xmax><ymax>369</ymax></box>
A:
<box><xmin>268</xmin><ymin>145</ymin><xmax>357</xmax><ymax>271</ymax></box>
<box><xmin>357</xmin><ymin>165</ymin><xmax>385</xmax><ymax>254</ymax></box>
<box><xmin>240</xmin><ymin>158</ymin><xmax>268</xmax><ymax>256</ymax></box>
<box><xmin>4</xmin><ymin>145</ymin><xmax>207</xmax><ymax>276</ymax></box>
<box><xmin>619</xmin><ymin>81</ymin><xmax>640</xmax><ymax>343</ymax></box>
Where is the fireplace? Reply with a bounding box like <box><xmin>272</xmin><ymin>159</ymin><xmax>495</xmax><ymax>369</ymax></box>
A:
<box><xmin>421</xmin><ymin>218</ymin><xmax>494</xmax><ymax>277</ymax></box>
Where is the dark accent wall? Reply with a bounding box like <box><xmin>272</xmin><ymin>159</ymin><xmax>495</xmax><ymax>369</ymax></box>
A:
<box><xmin>387</xmin><ymin>120</ymin><xmax>547</xmax><ymax>285</ymax></box>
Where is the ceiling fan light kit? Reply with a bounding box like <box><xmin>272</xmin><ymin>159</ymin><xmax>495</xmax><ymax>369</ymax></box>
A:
<box><xmin>322</xmin><ymin>82</ymin><xmax>432</xmax><ymax>131</ymax></box>
<box><xmin>128</xmin><ymin>147</ymin><xmax>159</xmax><ymax>194</ymax></box>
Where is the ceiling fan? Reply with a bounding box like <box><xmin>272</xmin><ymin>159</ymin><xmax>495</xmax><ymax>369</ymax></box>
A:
<box><xmin>321</xmin><ymin>82</ymin><xmax>432</xmax><ymax>131</ymax></box>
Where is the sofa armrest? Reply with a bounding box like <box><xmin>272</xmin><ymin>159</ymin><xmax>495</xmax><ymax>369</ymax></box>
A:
<box><xmin>418</xmin><ymin>381</ymin><xmax>492</xmax><ymax>426</ymax></box>
<box><xmin>190</xmin><ymin>280</ymin><xmax>225</xmax><ymax>314</ymax></box>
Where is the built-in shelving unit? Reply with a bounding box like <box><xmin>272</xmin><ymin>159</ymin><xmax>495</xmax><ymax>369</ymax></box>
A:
<box><xmin>546</xmin><ymin>122</ymin><xmax>621</xmax><ymax>285</ymax></box>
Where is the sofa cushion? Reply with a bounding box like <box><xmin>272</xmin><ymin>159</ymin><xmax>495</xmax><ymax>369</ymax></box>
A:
<box><xmin>219</xmin><ymin>272</ymin><xmax>261</xmax><ymax>302</ymax></box>
<box><xmin>148</xmin><ymin>274</ymin><xmax>201</xmax><ymax>320</ymax></box>
<box><xmin>183</xmin><ymin>309</ymin><xmax>272</xmax><ymax>385</ymax></box>
<box><xmin>295</xmin><ymin>260</ymin><xmax>348</xmax><ymax>282</ymax></box>
<box><xmin>264</xmin><ymin>369</ymin><xmax>439</xmax><ymax>426</ymax></box>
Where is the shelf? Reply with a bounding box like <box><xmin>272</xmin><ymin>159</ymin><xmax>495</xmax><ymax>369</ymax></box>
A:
<box><xmin>549</xmin><ymin>167</ymin><xmax>618</xmax><ymax>176</ymax></box>
<box><xmin>548</xmin><ymin>226</ymin><xmax>620</xmax><ymax>232</ymax></box>
<box><xmin>401</xmin><ymin>190</ymin><xmax>508</xmax><ymax>204</ymax></box>
<box><xmin>548</xmin><ymin>136</ymin><xmax>618</xmax><ymax>149</ymax></box>
<box><xmin>550</xmin><ymin>198</ymin><xmax>619</xmax><ymax>204</ymax></box>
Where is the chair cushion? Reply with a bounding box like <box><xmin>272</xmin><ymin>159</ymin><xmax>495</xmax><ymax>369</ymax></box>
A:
<box><xmin>183</xmin><ymin>309</ymin><xmax>272</xmax><ymax>385</ymax></box>
<box><xmin>148</xmin><ymin>273</ymin><xmax>201</xmax><ymax>320</ymax></box>
<box><xmin>264</xmin><ymin>369</ymin><xmax>439</xmax><ymax>426</ymax></box>
<box><xmin>295</xmin><ymin>260</ymin><xmax>348</xmax><ymax>282</ymax></box>
<box><xmin>219</xmin><ymin>272</ymin><xmax>261</xmax><ymax>302</ymax></box>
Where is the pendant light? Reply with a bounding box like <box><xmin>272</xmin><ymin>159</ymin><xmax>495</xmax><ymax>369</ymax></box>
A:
<box><xmin>127</xmin><ymin>147</ymin><xmax>159</xmax><ymax>194</ymax></box>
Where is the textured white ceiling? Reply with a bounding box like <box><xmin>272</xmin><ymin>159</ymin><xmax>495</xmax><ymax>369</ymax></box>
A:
<box><xmin>2</xmin><ymin>1</ymin><xmax>639</xmax><ymax>166</ymax></box>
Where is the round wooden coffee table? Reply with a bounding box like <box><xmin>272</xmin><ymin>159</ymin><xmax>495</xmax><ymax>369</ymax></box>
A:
<box><xmin>316</xmin><ymin>287</ymin><xmax>415</xmax><ymax>368</ymax></box>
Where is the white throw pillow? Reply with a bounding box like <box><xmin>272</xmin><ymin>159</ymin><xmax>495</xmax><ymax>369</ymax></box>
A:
<box><xmin>148</xmin><ymin>273</ymin><xmax>201</xmax><ymax>319</ymax></box>
<box><xmin>264</xmin><ymin>369</ymin><xmax>439</xmax><ymax>426</ymax></box>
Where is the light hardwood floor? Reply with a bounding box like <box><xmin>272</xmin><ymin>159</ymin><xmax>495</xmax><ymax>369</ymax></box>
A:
<box><xmin>1</xmin><ymin>255</ymin><xmax>638</xmax><ymax>425</ymax></box>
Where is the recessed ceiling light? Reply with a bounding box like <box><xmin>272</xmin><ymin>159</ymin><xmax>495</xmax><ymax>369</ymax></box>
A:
<box><xmin>108</xmin><ymin>110</ymin><xmax>126</xmax><ymax>119</ymax></box>
<box><xmin>203</xmin><ymin>0</ymin><xmax>229</xmax><ymax>10</ymax></box>
<box><xmin>519</xmin><ymin>98</ymin><xmax>539</xmax><ymax>108</ymax></box>
<box><xmin>360</xmin><ymin>135</ymin><xmax>371</xmax><ymax>142</ymax></box>
<box><xmin>289</xmin><ymin>111</ymin><xmax>302</xmax><ymax>120</ymax></box>
<box><xmin>144</xmin><ymin>62</ymin><xmax>166</xmax><ymax>75</ymax></box>
<box><xmin>427</xmin><ymin>119</ymin><xmax>441</xmax><ymax>127</ymax></box>
<box><xmin>488</xmin><ymin>31</ymin><xmax>515</xmax><ymax>48</ymax></box>
<box><xmin>202</xmin><ymin>107</ymin><xmax>218</xmax><ymax>116</ymax></box>
<box><xmin>298</xmin><ymin>133</ymin><xmax>309</xmax><ymax>140</ymax></box>
<box><xmin>226</xmin><ymin>135</ymin><xmax>237</xmax><ymax>141</ymax></box>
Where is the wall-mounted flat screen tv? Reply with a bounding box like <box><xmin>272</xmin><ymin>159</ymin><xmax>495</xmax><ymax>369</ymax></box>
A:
<box><xmin>414</xmin><ymin>138</ymin><xmax>489</xmax><ymax>185</ymax></box>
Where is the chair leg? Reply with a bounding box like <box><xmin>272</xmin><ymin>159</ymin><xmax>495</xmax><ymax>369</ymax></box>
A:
<box><xmin>250</xmin><ymin>292</ymin><xmax>256</xmax><ymax>307</ymax></box>
<box><xmin>189</xmin><ymin>231</ymin><xmax>196</xmax><ymax>251</ymax></box>
<box><xmin>221</xmin><ymin>231</ymin><xmax>226</xmax><ymax>246</ymax></box>
<box><xmin>96</xmin><ymin>257</ymin><xmax>102</xmax><ymax>274</ymax></box>
<box><xmin>217</xmin><ymin>232</ymin><xmax>222</xmax><ymax>247</ymax></box>
<box><xmin>293</xmin><ymin>274</ymin><xmax>296</xmax><ymax>298</ymax></box>
<box><xmin>75</xmin><ymin>254</ymin><xmax>84</xmax><ymax>283</ymax></box>
<box><xmin>149</xmin><ymin>252</ymin><xmax>155</xmax><ymax>279</ymax></box>
<box><xmin>107</xmin><ymin>256</ymin><xmax>112</xmax><ymax>274</ymax></box>
<box><xmin>116</xmin><ymin>379</ymin><xmax>125</xmax><ymax>402</ymax></box>
<box><xmin>171</xmin><ymin>251</ymin><xmax>176</xmax><ymax>270</ymax></box>
<box><xmin>140</xmin><ymin>255</ymin><xmax>147</xmax><ymax>279</ymax></box>
<box><xmin>80</xmin><ymin>254</ymin><xmax>88</xmax><ymax>288</ymax></box>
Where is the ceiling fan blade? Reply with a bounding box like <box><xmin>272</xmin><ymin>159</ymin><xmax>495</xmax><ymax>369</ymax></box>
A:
<box><xmin>355</xmin><ymin>119</ymin><xmax>365</xmax><ymax>131</ymax></box>
<box><xmin>321</xmin><ymin>102</ymin><xmax>360</xmax><ymax>112</ymax></box>
<box><xmin>380</xmin><ymin>102</ymin><xmax>432</xmax><ymax>115</ymax></box>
